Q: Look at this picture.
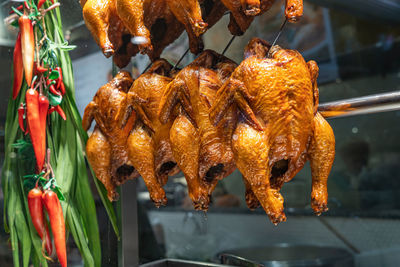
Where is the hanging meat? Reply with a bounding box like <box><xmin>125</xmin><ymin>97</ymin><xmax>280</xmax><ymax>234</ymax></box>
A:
<box><xmin>82</xmin><ymin>0</ymin><xmax>185</xmax><ymax>67</ymax></box>
<box><xmin>221</xmin><ymin>0</ymin><xmax>304</xmax><ymax>35</ymax></box>
<box><xmin>158</xmin><ymin>50</ymin><xmax>237</xmax><ymax>210</ymax></box>
<box><xmin>167</xmin><ymin>0</ymin><xmax>228</xmax><ymax>55</ymax></box>
<box><xmin>81</xmin><ymin>0</ymin><xmax>128</xmax><ymax>57</ymax></box>
<box><xmin>210</xmin><ymin>38</ymin><xmax>335</xmax><ymax>224</ymax></box>
<box><xmin>121</xmin><ymin>59</ymin><xmax>180</xmax><ymax>207</ymax></box>
<box><xmin>116</xmin><ymin>0</ymin><xmax>186</xmax><ymax>61</ymax></box>
<box><xmin>83</xmin><ymin>71</ymin><xmax>139</xmax><ymax>201</ymax></box>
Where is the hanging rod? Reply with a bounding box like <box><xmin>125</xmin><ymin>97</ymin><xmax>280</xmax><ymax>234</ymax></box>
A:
<box><xmin>318</xmin><ymin>91</ymin><xmax>400</xmax><ymax>119</ymax></box>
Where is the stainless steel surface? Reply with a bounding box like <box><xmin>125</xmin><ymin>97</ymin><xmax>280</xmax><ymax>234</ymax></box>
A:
<box><xmin>218</xmin><ymin>245</ymin><xmax>354</xmax><ymax>267</ymax></box>
<box><xmin>319</xmin><ymin>91</ymin><xmax>400</xmax><ymax>119</ymax></box>
<box><xmin>119</xmin><ymin>179</ymin><xmax>139</xmax><ymax>267</ymax></box>
<box><xmin>141</xmin><ymin>259</ymin><xmax>235</xmax><ymax>267</ymax></box>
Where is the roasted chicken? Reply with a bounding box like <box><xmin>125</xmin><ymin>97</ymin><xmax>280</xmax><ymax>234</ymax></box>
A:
<box><xmin>210</xmin><ymin>38</ymin><xmax>335</xmax><ymax>223</ymax></box>
<box><xmin>122</xmin><ymin>59</ymin><xmax>180</xmax><ymax>207</ymax></box>
<box><xmin>221</xmin><ymin>0</ymin><xmax>304</xmax><ymax>35</ymax></box>
<box><xmin>159</xmin><ymin>50</ymin><xmax>237</xmax><ymax>210</ymax></box>
<box><xmin>83</xmin><ymin>71</ymin><xmax>139</xmax><ymax>201</ymax></box>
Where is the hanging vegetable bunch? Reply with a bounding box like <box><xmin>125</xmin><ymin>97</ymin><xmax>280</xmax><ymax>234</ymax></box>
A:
<box><xmin>2</xmin><ymin>1</ymin><xmax>118</xmax><ymax>267</ymax></box>
<box><xmin>10</xmin><ymin>2</ymin><xmax>71</xmax><ymax>266</ymax></box>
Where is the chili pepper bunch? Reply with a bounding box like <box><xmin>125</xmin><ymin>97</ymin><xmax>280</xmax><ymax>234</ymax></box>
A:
<box><xmin>24</xmin><ymin>155</ymin><xmax>67</xmax><ymax>267</ymax></box>
<box><xmin>12</xmin><ymin>0</ymin><xmax>68</xmax><ymax>172</ymax></box>
<box><xmin>9</xmin><ymin>1</ymin><xmax>69</xmax><ymax>266</ymax></box>
<box><xmin>3</xmin><ymin>1</ymin><xmax>113</xmax><ymax>267</ymax></box>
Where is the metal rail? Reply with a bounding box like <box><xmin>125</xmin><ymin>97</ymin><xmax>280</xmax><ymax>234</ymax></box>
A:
<box><xmin>318</xmin><ymin>91</ymin><xmax>400</xmax><ymax>119</ymax></box>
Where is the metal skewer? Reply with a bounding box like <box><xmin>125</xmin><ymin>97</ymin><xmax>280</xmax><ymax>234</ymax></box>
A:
<box><xmin>172</xmin><ymin>48</ymin><xmax>190</xmax><ymax>71</ymax></box>
<box><xmin>319</xmin><ymin>91</ymin><xmax>400</xmax><ymax>119</ymax></box>
<box><xmin>267</xmin><ymin>18</ymin><xmax>288</xmax><ymax>58</ymax></box>
<box><xmin>222</xmin><ymin>35</ymin><xmax>236</xmax><ymax>56</ymax></box>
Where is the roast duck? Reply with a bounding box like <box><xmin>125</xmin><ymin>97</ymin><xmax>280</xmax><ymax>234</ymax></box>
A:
<box><xmin>210</xmin><ymin>38</ymin><xmax>335</xmax><ymax>223</ymax></box>
<box><xmin>121</xmin><ymin>59</ymin><xmax>180</xmax><ymax>207</ymax></box>
<box><xmin>83</xmin><ymin>71</ymin><xmax>139</xmax><ymax>201</ymax></box>
<box><xmin>83</xmin><ymin>37</ymin><xmax>335</xmax><ymax>223</ymax></box>
<box><xmin>158</xmin><ymin>50</ymin><xmax>237</xmax><ymax>210</ymax></box>
<box><xmin>81</xmin><ymin>0</ymin><xmax>304</xmax><ymax>67</ymax></box>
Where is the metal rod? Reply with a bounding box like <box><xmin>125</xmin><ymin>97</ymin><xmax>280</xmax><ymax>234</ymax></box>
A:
<box><xmin>318</xmin><ymin>217</ymin><xmax>360</xmax><ymax>254</ymax></box>
<box><xmin>141</xmin><ymin>62</ymin><xmax>152</xmax><ymax>74</ymax></box>
<box><xmin>319</xmin><ymin>91</ymin><xmax>400</xmax><ymax>119</ymax></box>
<box><xmin>172</xmin><ymin>48</ymin><xmax>190</xmax><ymax>71</ymax></box>
<box><xmin>267</xmin><ymin>18</ymin><xmax>288</xmax><ymax>58</ymax></box>
<box><xmin>222</xmin><ymin>35</ymin><xmax>236</xmax><ymax>56</ymax></box>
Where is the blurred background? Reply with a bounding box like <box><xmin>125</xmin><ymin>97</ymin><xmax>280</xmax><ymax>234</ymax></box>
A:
<box><xmin>1</xmin><ymin>0</ymin><xmax>400</xmax><ymax>266</ymax></box>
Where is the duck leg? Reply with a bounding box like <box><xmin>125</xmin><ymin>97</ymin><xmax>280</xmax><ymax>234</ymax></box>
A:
<box><xmin>116</xmin><ymin>0</ymin><xmax>152</xmax><ymax>53</ymax></box>
<box><xmin>127</xmin><ymin>125</ymin><xmax>167</xmax><ymax>207</ymax></box>
<box><xmin>233</xmin><ymin>122</ymin><xmax>286</xmax><ymax>224</ymax></box>
<box><xmin>285</xmin><ymin>0</ymin><xmax>303</xmax><ymax>22</ymax></box>
<box><xmin>169</xmin><ymin>114</ymin><xmax>210</xmax><ymax>210</ymax></box>
<box><xmin>243</xmin><ymin>177</ymin><xmax>260</xmax><ymax>210</ymax></box>
<box><xmin>86</xmin><ymin>127</ymin><xmax>118</xmax><ymax>201</ymax></box>
<box><xmin>308</xmin><ymin>112</ymin><xmax>335</xmax><ymax>215</ymax></box>
<box><xmin>82</xmin><ymin>0</ymin><xmax>114</xmax><ymax>57</ymax></box>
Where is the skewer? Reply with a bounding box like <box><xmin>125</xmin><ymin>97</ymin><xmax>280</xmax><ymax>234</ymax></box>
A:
<box><xmin>267</xmin><ymin>18</ymin><xmax>288</xmax><ymax>58</ymax></box>
<box><xmin>319</xmin><ymin>91</ymin><xmax>400</xmax><ymax>119</ymax></box>
<box><xmin>172</xmin><ymin>48</ymin><xmax>190</xmax><ymax>71</ymax></box>
<box><xmin>141</xmin><ymin>62</ymin><xmax>152</xmax><ymax>74</ymax></box>
<box><xmin>222</xmin><ymin>35</ymin><xmax>236</xmax><ymax>55</ymax></box>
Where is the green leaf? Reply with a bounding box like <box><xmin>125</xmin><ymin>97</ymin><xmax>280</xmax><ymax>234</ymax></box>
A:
<box><xmin>53</xmin><ymin>185</ymin><xmax>65</xmax><ymax>201</ymax></box>
<box><xmin>11</xmin><ymin>20</ymin><xmax>19</xmax><ymax>28</ymax></box>
<box><xmin>49</xmin><ymin>93</ymin><xmax>62</xmax><ymax>106</ymax></box>
<box><xmin>49</xmin><ymin>70</ymin><xmax>60</xmax><ymax>80</ymax></box>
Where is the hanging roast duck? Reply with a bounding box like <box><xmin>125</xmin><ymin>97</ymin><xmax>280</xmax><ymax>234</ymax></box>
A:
<box><xmin>120</xmin><ymin>59</ymin><xmax>180</xmax><ymax>207</ymax></box>
<box><xmin>210</xmin><ymin>38</ymin><xmax>335</xmax><ymax>224</ymax></box>
<box><xmin>158</xmin><ymin>50</ymin><xmax>238</xmax><ymax>210</ymax></box>
<box><xmin>83</xmin><ymin>71</ymin><xmax>139</xmax><ymax>201</ymax></box>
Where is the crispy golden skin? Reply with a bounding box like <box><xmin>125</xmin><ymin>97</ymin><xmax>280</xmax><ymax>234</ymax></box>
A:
<box><xmin>210</xmin><ymin>38</ymin><xmax>335</xmax><ymax>224</ymax></box>
<box><xmin>82</xmin><ymin>0</ymin><xmax>184</xmax><ymax>65</ymax></box>
<box><xmin>167</xmin><ymin>0</ymin><xmax>227</xmax><ymax>55</ymax></box>
<box><xmin>116</xmin><ymin>0</ymin><xmax>185</xmax><ymax>60</ymax></box>
<box><xmin>81</xmin><ymin>0</ymin><xmax>129</xmax><ymax>57</ymax></box>
<box><xmin>83</xmin><ymin>71</ymin><xmax>139</xmax><ymax>201</ymax></box>
<box><xmin>159</xmin><ymin>50</ymin><xmax>237</xmax><ymax>210</ymax></box>
<box><xmin>220</xmin><ymin>0</ymin><xmax>303</xmax><ymax>35</ymax></box>
<box><xmin>121</xmin><ymin>60</ymin><xmax>180</xmax><ymax>207</ymax></box>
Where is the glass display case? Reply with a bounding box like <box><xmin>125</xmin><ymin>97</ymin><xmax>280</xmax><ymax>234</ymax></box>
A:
<box><xmin>1</xmin><ymin>0</ymin><xmax>400</xmax><ymax>266</ymax></box>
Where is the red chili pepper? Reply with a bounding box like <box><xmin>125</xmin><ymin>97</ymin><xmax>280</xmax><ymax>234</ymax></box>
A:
<box><xmin>19</xmin><ymin>15</ymin><xmax>35</xmax><ymax>87</ymax></box>
<box><xmin>54</xmin><ymin>67</ymin><xmax>66</xmax><ymax>95</ymax></box>
<box><xmin>34</xmin><ymin>64</ymin><xmax>48</xmax><ymax>75</ymax></box>
<box><xmin>38</xmin><ymin>0</ymin><xmax>55</xmax><ymax>8</ymax></box>
<box><xmin>28</xmin><ymin>188</ymin><xmax>53</xmax><ymax>256</ymax></box>
<box><xmin>38</xmin><ymin>95</ymin><xmax>49</xmax><ymax>158</ymax></box>
<box><xmin>47</xmin><ymin>79</ymin><xmax>61</xmax><ymax>96</ymax></box>
<box><xmin>9</xmin><ymin>5</ymin><xmax>23</xmax><ymax>15</ymax></box>
<box><xmin>48</xmin><ymin>105</ymin><xmax>66</xmax><ymax>120</ymax></box>
<box><xmin>49</xmin><ymin>84</ymin><xmax>61</xmax><ymax>96</ymax></box>
<box><xmin>37</xmin><ymin>0</ymin><xmax>46</xmax><ymax>9</ymax></box>
<box><xmin>26</xmin><ymin>88</ymin><xmax>45</xmax><ymax>172</ymax></box>
<box><xmin>12</xmin><ymin>33</ymin><xmax>23</xmax><ymax>100</ymax></box>
<box><xmin>59</xmin><ymin>81</ymin><xmax>66</xmax><ymax>95</ymax></box>
<box><xmin>18</xmin><ymin>103</ymin><xmax>25</xmax><ymax>132</ymax></box>
<box><xmin>42</xmin><ymin>190</ymin><xmax>67</xmax><ymax>267</ymax></box>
